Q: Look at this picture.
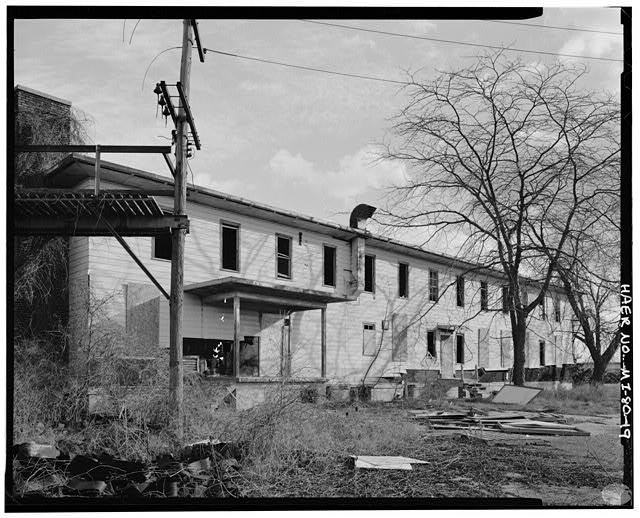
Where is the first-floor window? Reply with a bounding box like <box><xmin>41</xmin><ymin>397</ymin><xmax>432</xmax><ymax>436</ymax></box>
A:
<box><xmin>427</xmin><ymin>331</ymin><xmax>436</xmax><ymax>358</ymax></box>
<box><xmin>153</xmin><ymin>233</ymin><xmax>172</xmax><ymax>260</ymax></box>
<box><xmin>363</xmin><ymin>323</ymin><xmax>376</xmax><ymax>355</ymax></box>
<box><xmin>539</xmin><ymin>341</ymin><xmax>545</xmax><ymax>366</ymax></box>
<box><xmin>456</xmin><ymin>334</ymin><xmax>465</xmax><ymax>364</ymax></box>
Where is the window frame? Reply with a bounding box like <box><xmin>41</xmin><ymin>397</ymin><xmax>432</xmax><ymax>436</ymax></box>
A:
<box><xmin>152</xmin><ymin>233</ymin><xmax>173</xmax><ymax>261</ymax></box>
<box><xmin>220</xmin><ymin>220</ymin><xmax>240</xmax><ymax>272</ymax></box>
<box><xmin>428</xmin><ymin>269</ymin><xmax>439</xmax><ymax>302</ymax></box>
<box><xmin>364</xmin><ymin>254</ymin><xmax>376</xmax><ymax>293</ymax></box>
<box><xmin>427</xmin><ymin>330</ymin><xmax>437</xmax><ymax>358</ymax></box>
<box><xmin>502</xmin><ymin>285</ymin><xmax>510</xmax><ymax>313</ymax></box>
<box><xmin>539</xmin><ymin>340</ymin><xmax>546</xmax><ymax>366</ymax></box>
<box><xmin>456</xmin><ymin>334</ymin><xmax>465</xmax><ymax>364</ymax></box>
<box><xmin>398</xmin><ymin>262</ymin><xmax>409</xmax><ymax>298</ymax></box>
<box><xmin>456</xmin><ymin>276</ymin><xmax>465</xmax><ymax>307</ymax></box>
<box><xmin>275</xmin><ymin>233</ymin><xmax>293</xmax><ymax>280</ymax></box>
<box><xmin>540</xmin><ymin>297</ymin><xmax>547</xmax><ymax>320</ymax></box>
<box><xmin>322</xmin><ymin>244</ymin><xmax>337</xmax><ymax>288</ymax></box>
<box><xmin>480</xmin><ymin>281</ymin><xmax>488</xmax><ymax>311</ymax></box>
<box><xmin>362</xmin><ymin>322</ymin><xmax>377</xmax><ymax>356</ymax></box>
<box><xmin>554</xmin><ymin>299</ymin><xmax>561</xmax><ymax>322</ymax></box>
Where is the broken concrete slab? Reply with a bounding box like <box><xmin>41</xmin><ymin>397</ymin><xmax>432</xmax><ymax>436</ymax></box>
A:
<box><xmin>351</xmin><ymin>455</ymin><xmax>430</xmax><ymax>470</ymax></box>
<box><xmin>491</xmin><ymin>384</ymin><xmax>542</xmax><ymax>405</ymax></box>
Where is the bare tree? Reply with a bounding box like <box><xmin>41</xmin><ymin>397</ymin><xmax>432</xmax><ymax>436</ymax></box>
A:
<box><xmin>380</xmin><ymin>52</ymin><xmax>620</xmax><ymax>385</ymax></box>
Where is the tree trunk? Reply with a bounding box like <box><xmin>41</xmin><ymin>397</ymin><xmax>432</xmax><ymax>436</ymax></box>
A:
<box><xmin>590</xmin><ymin>358</ymin><xmax>608</xmax><ymax>385</ymax></box>
<box><xmin>512</xmin><ymin>318</ymin><xmax>527</xmax><ymax>386</ymax></box>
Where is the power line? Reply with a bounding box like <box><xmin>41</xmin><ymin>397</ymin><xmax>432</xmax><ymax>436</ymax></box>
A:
<box><xmin>485</xmin><ymin>19</ymin><xmax>622</xmax><ymax>36</ymax></box>
<box><xmin>300</xmin><ymin>19</ymin><xmax>623</xmax><ymax>63</ymax></box>
<box><xmin>203</xmin><ymin>47</ymin><xmax>408</xmax><ymax>85</ymax></box>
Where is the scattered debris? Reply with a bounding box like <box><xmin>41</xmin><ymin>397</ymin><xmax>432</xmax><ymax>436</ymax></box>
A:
<box><xmin>491</xmin><ymin>385</ymin><xmax>542</xmax><ymax>405</ymax></box>
<box><xmin>12</xmin><ymin>439</ymin><xmax>243</xmax><ymax>498</ymax></box>
<box><xmin>351</xmin><ymin>455</ymin><xmax>430</xmax><ymax>470</ymax></box>
<box><xmin>414</xmin><ymin>408</ymin><xmax>590</xmax><ymax>438</ymax></box>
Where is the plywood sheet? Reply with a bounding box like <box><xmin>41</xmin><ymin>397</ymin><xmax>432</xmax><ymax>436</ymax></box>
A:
<box><xmin>352</xmin><ymin>455</ymin><xmax>430</xmax><ymax>470</ymax></box>
<box><xmin>491</xmin><ymin>384</ymin><xmax>542</xmax><ymax>405</ymax></box>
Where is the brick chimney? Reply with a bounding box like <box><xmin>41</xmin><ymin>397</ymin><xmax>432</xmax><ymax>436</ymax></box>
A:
<box><xmin>14</xmin><ymin>85</ymin><xmax>73</xmax><ymax>186</ymax></box>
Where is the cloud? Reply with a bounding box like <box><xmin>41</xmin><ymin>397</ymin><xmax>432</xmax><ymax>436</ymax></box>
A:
<box><xmin>265</xmin><ymin>145</ymin><xmax>406</xmax><ymax>218</ymax></box>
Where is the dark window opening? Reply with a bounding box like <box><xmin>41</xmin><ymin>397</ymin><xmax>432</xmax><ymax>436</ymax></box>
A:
<box><xmin>427</xmin><ymin>331</ymin><xmax>436</xmax><ymax>358</ymax></box>
<box><xmin>539</xmin><ymin>341</ymin><xmax>545</xmax><ymax>366</ymax></box>
<box><xmin>555</xmin><ymin>301</ymin><xmax>561</xmax><ymax>322</ymax></box>
<box><xmin>183</xmin><ymin>336</ymin><xmax>259</xmax><ymax>377</ymax></box>
<box><xmin>276</xmin><ymin>234</ymin><xmax>292</xmax><ymax>279</ymax></box>
<box><xmin>502</xmin><ymin>286</ymin><xmax>510</xmax><ymax>313</ymax></box>
<box><xmin>364</xmin><ymin>255</ymin><xmax>375</xmax><ymax>293</ymax></box>
<box><xmin>456</xmin><ymin>334</ymin><xmax>465</xmax><ymax>364</ymax></box>
<box><xmin>399</xmin><ymin>262</ymin><xmax>409</xmax><ymax>298</ymax></box>
<box><xmin>153</xmin><ymin>233</ymin><xmax>172</xmax><ymax>260</ymax></box>
<box><xmin>540</xmin><ymin>298</ymin><xmax>547</xmax><ymax>320</ymax></box>
<box><xmin>429</xmin><ymin>270</ymin><xmax>438</xmax><ymax>302</ymax></box>
<box><xmin>221</xmin><ymin>223</ymin><xmax>239</xmax><ymax>271</ymax></box>
<box><xmin>323</xmin><ymin>245</ymin><xmax>336</xmax><ymax>287</ymax></box>
<box><xmin>480</xmin><ymin>281</ymin><xmax>488</xmax><ymax>311</ymax></box>
<box><xmin>456</xmin><ymin>276</ymin><xmax>465</xmax><ymax>307</ymax></box>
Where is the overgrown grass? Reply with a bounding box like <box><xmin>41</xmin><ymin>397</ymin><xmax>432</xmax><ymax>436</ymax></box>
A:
<box><xmin>526</xmin><ymin>384</ymin><xmax>619</xmax><ymax>415</ymax></box>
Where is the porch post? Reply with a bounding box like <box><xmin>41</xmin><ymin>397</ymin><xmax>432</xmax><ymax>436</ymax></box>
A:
<box><xmin>321</xmin><ymin>307</ymin><xmax>326</xmax><ymax>378</ymax></box>
<box><xmin>233</xmin><ymin>295</ymin><xmax>240</xmax><ymax>377</ymax></box>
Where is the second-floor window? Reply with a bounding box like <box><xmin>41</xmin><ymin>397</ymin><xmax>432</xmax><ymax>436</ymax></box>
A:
<box><xmin>429</xmin><ymin>270</ymin><xmax>438</xmax><ymax>302</ymax></box>
<box><xmin>276</xmin><ymin>234</ymin><xmax>292</xmax><ymax>279</ymax></box>
<box><xmin>456</xmin><ymin>276</ymin><xmax>465</xmax><ymax>307</ymax></box>
<box><xmin>221</xmin><ymin>222</ymin><xmax>239</xmax><ymax>271</ymax></box>
<box><xmin>364</xmin><ymin>254</ymin><xmax>375</xmax><ymax>293</ymax></box>
<box><xmin>480</xmin><ymin>281</ymin><xmax>488</xmax><ymax>311</ymax></box>
<box><xmin>539</xmin><ymin>341</ymin><xmax>546</xmax><ymax>366</ymax></box>
<box><xmin>540</xmin><ymin>298</ymin><xmax>546</xmax><ymax>320</ymax></box>
<box><xmin>399</xmin><ymin>262</ymin><xmax>409</xmax><ymax>298</ymax></box>
<box><xmin>502</xmin><ymin>285</ymin><xmax>510</xmax><ymax>313</ymax></box>
<box><xmin>323</xmin><ymin>245</ymin><xmax>336</xmax><ymax>287</ymax></box>
<box><xmin>555</xmin><ymin>300</ymin><xmax>561</xmax><ymax>322</ymax></box>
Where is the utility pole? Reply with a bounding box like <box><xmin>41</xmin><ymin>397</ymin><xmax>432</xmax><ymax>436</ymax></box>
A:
<box><xmin>169</xmin><ymin>19</ymin><xmax>193</xmax><ymax>441</ymax></box>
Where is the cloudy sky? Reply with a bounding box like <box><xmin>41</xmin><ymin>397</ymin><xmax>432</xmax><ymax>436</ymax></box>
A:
<box><xmin>13</xmin><ymin>8</ymin><xmax>623</xmax><ymax>234</ymax></box>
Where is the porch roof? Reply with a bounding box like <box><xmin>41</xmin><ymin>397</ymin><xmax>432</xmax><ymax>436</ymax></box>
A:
<box><xmin>184</xmin><ymin>277</ymin><xmax>350</xmax><ymax>312</ymax></box>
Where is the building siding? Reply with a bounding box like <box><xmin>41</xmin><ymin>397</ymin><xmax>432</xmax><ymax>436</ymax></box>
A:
<box><xmin>71</xmin><ymin>176</ymin><xmax>573</xmax><ymax>385</ymax></box>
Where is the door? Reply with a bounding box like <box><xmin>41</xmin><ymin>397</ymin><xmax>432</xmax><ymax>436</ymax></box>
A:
<box><xmin>440</xmin><ymin>332</ymin><xmax>454</xmax><ymax>378</ymax></box>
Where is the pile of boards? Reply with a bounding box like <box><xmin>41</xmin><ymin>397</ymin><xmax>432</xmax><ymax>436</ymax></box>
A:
<box><xmin>12</xmin><ymin>439</ymin><xmax>242</xmax><ymax>498</ymax></box>
<box><xmin>410</xmin><ymin>409</ymin><xmax>590</xmax><ymax>437</ymax></box>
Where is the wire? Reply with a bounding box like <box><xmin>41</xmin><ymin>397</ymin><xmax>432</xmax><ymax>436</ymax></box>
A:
<box><xmin>299</xmin><ymin>19</ymin><xmax>623</xmax><ymax>63</ymax></box>
<box><xmin>485</xmin><ymin>19</ymin><xmax>622</xmax><ymax>36</ymax></box>
<box><xmin>129</xmin><ymin>19</ymin><xmax>142</xmax><ymax>45</ymax></box>
<box><xmin>203</xmin><ymin>47</ymin><xmax>408</xmax><ymax>85</ymax></box>
<box><xmin>141</xmin><ymin>46</ymin><xmax>182</xmax><ymax>92</ymax></box>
